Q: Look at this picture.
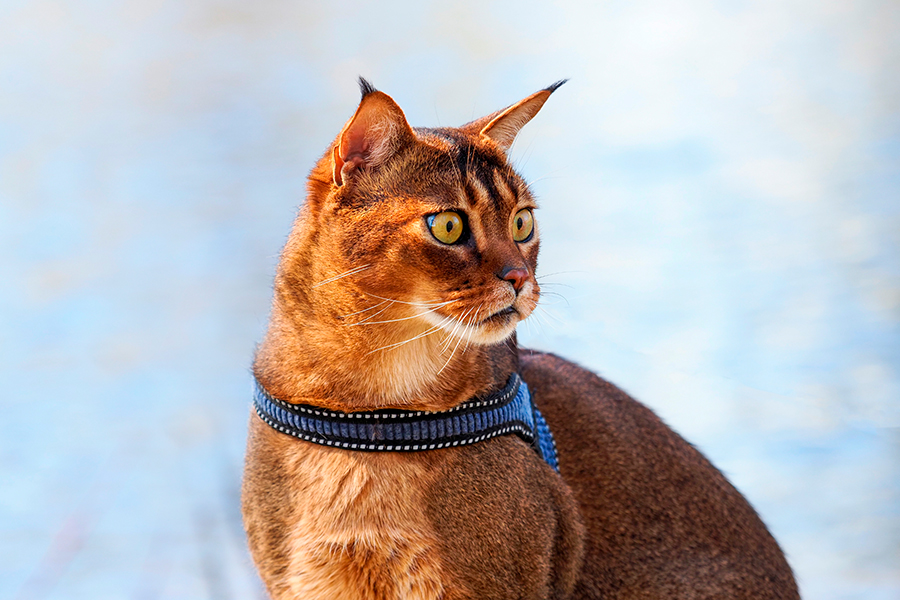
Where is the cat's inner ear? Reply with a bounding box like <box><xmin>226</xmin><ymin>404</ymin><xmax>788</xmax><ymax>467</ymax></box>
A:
<box><xmin>332</xmin><ymin>82</ymin><xmax>415</xmax><ymax>186</ymax></box>
<box><xmin>464</xmin><ymin>80</ymin><xmax>567</xmax><ymax>153</ymax></box>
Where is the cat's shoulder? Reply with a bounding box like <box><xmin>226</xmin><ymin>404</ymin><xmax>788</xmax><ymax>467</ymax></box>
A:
<box><xmin>520</xmin><ymin>348</ymin><xmax>652</xmax><ymax>421</ymax></box>
<box><xmin>519</xmin><ymin>348</ymin><xmax>694</xmax><ymax>460</ymax></box>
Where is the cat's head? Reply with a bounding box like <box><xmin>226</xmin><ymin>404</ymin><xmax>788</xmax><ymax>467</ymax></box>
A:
<box><xmin>296</xmin><ymin>80</ymin><xmax>563</xmax><ymax>348</ymax></box>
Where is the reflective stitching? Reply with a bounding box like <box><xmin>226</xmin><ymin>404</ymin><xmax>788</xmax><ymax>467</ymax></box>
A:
<box><xmin>252</xmin><ymin>375</ymin><xmax>558</xmax><ymax>471</ymax></box>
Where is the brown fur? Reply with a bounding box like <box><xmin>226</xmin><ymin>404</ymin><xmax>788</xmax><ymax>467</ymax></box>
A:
<box><xmin>242</xmin><ymin>80</ymin><xmax>799</xmax><ymax>599</ymax></box>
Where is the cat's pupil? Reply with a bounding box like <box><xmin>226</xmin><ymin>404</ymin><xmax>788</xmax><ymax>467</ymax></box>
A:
<box><xmin>446</xmin><ymin>221</ymin><xmax>454</xmax><ymax>233</ymax></box>
<box><xmin>517</xmin><ymin>217</ymin><xmax>523</xmax><ymax>229</ymax></box>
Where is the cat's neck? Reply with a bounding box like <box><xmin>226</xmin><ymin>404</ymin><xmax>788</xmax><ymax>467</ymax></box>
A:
<box><xmin>254</xmin><ymin>267</ymin><xmax>518</xmax><ymax>412</ymax></box>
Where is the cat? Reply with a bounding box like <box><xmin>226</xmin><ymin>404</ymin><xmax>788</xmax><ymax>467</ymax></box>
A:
<box><xmin>242</xmin><ymin>78</ymin><xmax>800</xmax><ymax>600</ymax></box>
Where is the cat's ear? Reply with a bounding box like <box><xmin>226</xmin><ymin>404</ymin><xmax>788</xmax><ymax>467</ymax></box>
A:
<box><xmin>463</xmin><ymin>80</ymin><xmax>567</xmax><ymax>152</ymax></box>
<box><xmin>332</xmin><ymin>78</ymin><xmax>415</xmax><ymax>187</ymax></box>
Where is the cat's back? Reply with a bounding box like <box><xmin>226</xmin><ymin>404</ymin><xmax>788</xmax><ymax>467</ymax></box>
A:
<box><xmin>520</xmin><ymin>349</ymin><xmax>800</xmax><ymax>600</ymax></box>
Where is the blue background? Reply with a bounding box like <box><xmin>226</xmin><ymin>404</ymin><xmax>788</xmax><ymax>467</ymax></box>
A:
<box><xmin>1</xmin><ymin>1</ymin><xmax>897</xmax><ymax>598</ymax></box>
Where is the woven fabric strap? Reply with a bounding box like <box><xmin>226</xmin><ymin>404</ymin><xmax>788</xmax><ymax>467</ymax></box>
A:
<box><xmin>253</xmin><ymin>372</ymin><xmax>559</xmax><ymax>472</ymax></box>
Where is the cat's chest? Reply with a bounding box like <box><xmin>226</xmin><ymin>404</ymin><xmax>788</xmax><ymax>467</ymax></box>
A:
<box><xmin>279</xmin><ymin>446</ymin><xmax>460</xmax><ymax>600</ymax></box>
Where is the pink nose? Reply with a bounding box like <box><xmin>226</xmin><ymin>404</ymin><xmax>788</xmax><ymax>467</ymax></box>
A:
<box><xmin>500</xmin><ymin>267</ymin><xmax>529</xmax><ymax>292</ymax></box>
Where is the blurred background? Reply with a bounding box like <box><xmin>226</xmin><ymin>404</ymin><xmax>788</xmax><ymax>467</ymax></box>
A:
<box><xmin>1</xmin><ymin>0</ymin><xmax>897</xmax><ymax>598</ymax></box>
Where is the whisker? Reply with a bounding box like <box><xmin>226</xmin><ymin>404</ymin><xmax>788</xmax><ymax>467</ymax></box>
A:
<box><xmin>362</xmin><ymin>292</ymin><xmax>451</xmax><ymax>308</ymax></box>
<box><xmin>338</xmin><ymin>300</ymin><xmax>387</xmax><ymax>319</ymax></box>
<box><xmin>511</xmin><ymin>136</ymin><xmax>537</xmax><ymax>171</ymax></box>
<box><xmin>455</xmin><ymin>304</ymin><xmax>479</xmax><ymax>342</ymax></box>
<box><xmin>461</xmin><ymin>302</ymin><xmax>483</xmax><ymax>355</ymax></box>
<box><xmin>439</xmin><ymin>303</ymin><xmax>477</xmax><ymax>353</ymax></box>
<box><xmin>438</xmin><ymin>307</ymin><xmax>476</xmax><ymax>374</ymax></box>
<box><xmin>537</xmin><ymin>291</ymin><xmax>570</xmax><ymax>307</ymax></box>
<box><xmin>534</xmin><ymin>308</ymin><xmax>552</xmax><ymax>335</ymax></box>
<box><xmin>313</xmin><ymin>264</ymin><xmax>372</xmax><ymax>288</ymax></box>
<box><xmin>348</xmin><ymin>308</ymin><xmax>443</xmax><ymax>326</ymax></box>
<box><xmin>539</xmin><ymin>290</ymin><xmax>569</xmax><ymax>299</ymax></box>
<box><xmin>537</xmin><ymin>282</ymin><xmax>575</xmax><ymax>289</ymax></box>
<box><xmin>440</xmin><ymin>308</ymin><xmax>468</xmax><ymax>353</ymax></box>
<box><xmin>536</xmin><ymin>304</ymin><xmax>564</xmax><ymax>326</ymax></box>
<box><xmin>439</xmin><ymin>306</ymin><xmax>468</xmax><ymax>353</ymax></box>
<box><xmin>366</xmin><ymin>318</ymin><xmax>451</xmax><ymax>354</ymax></box>
<box><xmin>523</xmin><ymin>307</ymin><xmax>548</xmax><ymax>339</ymax></box>
<box><xmin>523</xmin><ymin>173</ymin><xmax>565</xmax><ymax>186</ymax></box>
<box><xmin>350</xmin><ymin>302</ymin><xmax>393</xmax><ymax>326</ymax></box>
<box><xmin>536</xmin><ymin>270</ymin><xmax>585</xmax><ymax>280</ymax></box>
<box><xmin>519</xmin><ymin>313</ymin><xmax>533</xmax><ymax>339</ymax></box>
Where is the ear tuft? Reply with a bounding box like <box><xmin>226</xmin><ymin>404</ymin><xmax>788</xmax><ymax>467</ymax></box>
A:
<box><xmin>543</xmin><ymin>79</ymin><xmax>568</xmax><ymax>94</ymax></box>
<box><xmin>358</xmin><ymin>77</ymin><xmax>378</xmax><ymax>98</ymax></box>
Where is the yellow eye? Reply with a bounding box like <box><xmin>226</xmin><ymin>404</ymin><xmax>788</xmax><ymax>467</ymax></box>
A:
<box><xmin>428</xmin><ymin>211</ymin><xmax>464</xmax><ymax>244</ymax></box>
<box><xmin>512</xmin><ymin>208</ymin><xmax>534</xmax><ymax>242</ymax></box>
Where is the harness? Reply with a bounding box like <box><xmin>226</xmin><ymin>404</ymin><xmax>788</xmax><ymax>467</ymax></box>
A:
<box><xmin>253</xmin><ymin>372</ymin><xmax>559</xmax><ymax>471</ymax></box>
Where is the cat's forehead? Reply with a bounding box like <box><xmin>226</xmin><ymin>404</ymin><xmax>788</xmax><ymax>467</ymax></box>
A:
<box><xmin>417</xmin><ymin>126</ymin><xmax>505</xmax><ymax>166</ymax></box>
<box><xmin>408</xmin><ymin>127</ymin><xmax>533</xmax><ymax>210</ymax></box>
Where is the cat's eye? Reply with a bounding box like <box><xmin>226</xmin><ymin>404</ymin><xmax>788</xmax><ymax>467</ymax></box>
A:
<box><xmin>512</xmin><ymin>209</ymin><xmax>535</xmax><ymax>242</ymax></box>
<box><xmin>427</xmin><ymin>211</ymin><xmax>465</xmax><ymax>244</ymax></box>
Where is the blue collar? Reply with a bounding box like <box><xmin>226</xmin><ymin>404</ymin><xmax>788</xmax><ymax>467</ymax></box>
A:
<box><xmin>253</xmin><ymin>372</ymin><xmax>559</xmax><ymax>472</ymax></box>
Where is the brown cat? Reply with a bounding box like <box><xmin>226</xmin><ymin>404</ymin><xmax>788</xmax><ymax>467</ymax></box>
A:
<box><xmin>242</xmin><ymin>79</ymin><xmax>800</xmax><ymax>599</ymax></box>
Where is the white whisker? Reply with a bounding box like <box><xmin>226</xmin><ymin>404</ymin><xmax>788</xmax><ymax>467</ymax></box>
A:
<box><xmin>461</xmin><ymin>302</ymin><xmax>483</xmax><ymax>355</ymax></box>
<box><xmin>438</xmin><ymin>309</ymin><xmax>464</xmax><ymax>352</ymax></box>
<box><xmin>535</xmin><ymin>270</ymin><xmax>584</xmax><ymax>280</ymax></box>
<box><xmin>313</xmin><ymin>264</ymin><xmax>372</xmax><ymax>287</ymax></box>
<box><xmin>440</xmin><ymin>310</ymin><xmax>468</xmax><ymax>353</ymax></box>
<box><xmin>537</xmin><ymin>291</ymin><xmax>570</xmax><ymax>307</ymax></box>
<box><xmin>348</xmin><ymin>308</ymin><xmax>444</xmax><ymax>327</ymax></box>
<box><xmin>438</xmin><ymin>306</ymin><xmax>477</xmax><ymax>374</ymax></box>
<box><xmin>349</xmin><ymin>302</ymin><xmax>393</xmax><ymax>326</ymax></box>
<box><xmin>537</xmin><ymin>281</ymin><xmax>575</xmax><ymax>289</ymax></box>
<box><xmin>530</xmin><ymin>307</ymin><xmax>550</xmax><ymax>336</ymax></box>
<box><xmin>522</xmin><ymin>173</ymin><xmax>565</xmax><ymax>186</ymax></box>
<box><xmin>363</xmin><ymin>292</ymin><xmax>451</xmax><ymax>308</ymax></box>
<box><xmin>438</xmin><ymin>311</ymin><xmax>463</xmax><ymax>353</ymax></box>
<box><xmin>338</xmin><ymin>300</ymin><xmax>387</xmax><ymax>319</ymax></box>
<box><xmin>366</xmin><ymin>318</ymin><xmax>451</xmax><ymax>354</ymax></box>
<box><xmin>536</xmin><ymin>304</ymin><xmax>564</xmax><ymax>326</ymax></box>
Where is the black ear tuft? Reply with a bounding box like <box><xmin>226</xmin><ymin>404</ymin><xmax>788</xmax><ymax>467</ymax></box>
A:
<box><xmin>544</xmin><ymin>79</ymin><xmax>568</xmax><ymax>94</ymax></box>
<box><xmin>358</xmin><ymin>77</ymin><xmax>378</xmax><ymax>98</ymax></box>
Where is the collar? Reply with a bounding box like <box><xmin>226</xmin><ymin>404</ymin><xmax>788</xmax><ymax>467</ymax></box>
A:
<box><xmin>252</xmin><ymin>372</ymin><xmax>559</xmax><ymax>472</ymax></box>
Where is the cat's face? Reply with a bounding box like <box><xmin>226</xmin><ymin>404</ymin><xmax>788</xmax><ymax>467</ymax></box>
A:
<box><xmin>325</xmin><ymin>131</ymin><xmax>540</xmax><ymax>346</ymax></box>
<box><xmin>301</xmin><ymin>82</ymin><xmax>561</xmax><ymax>349</ymax></box>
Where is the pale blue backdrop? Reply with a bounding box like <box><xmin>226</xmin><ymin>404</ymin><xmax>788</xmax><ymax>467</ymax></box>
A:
<box><xmin>1</xmin><ymin>1</ymin><xmax>897</xmax><ymax>598</ymax></box>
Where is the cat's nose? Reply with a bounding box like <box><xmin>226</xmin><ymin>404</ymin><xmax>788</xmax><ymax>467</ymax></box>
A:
<box><xmin>499</xmin><ymin>266</ymin><xmax>529</xmax><ymax>292</ymax></box>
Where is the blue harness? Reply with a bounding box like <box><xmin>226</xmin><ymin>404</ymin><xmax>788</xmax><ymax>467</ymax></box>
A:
<box><xmin>253</xmin><ymin>372</ymin><xmax>559</xmax><ymax>472</ymax></box>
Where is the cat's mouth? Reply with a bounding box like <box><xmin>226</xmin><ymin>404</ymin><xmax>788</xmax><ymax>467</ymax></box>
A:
<box><xmin>481</xmin><ymin>305</ymin><xmax>518</xmax><ymax>325</ymax></box>
<box><xmin>420</xmin><ymin>300</ymin><xmax>526</xmax><ymax>346</ymax></box>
